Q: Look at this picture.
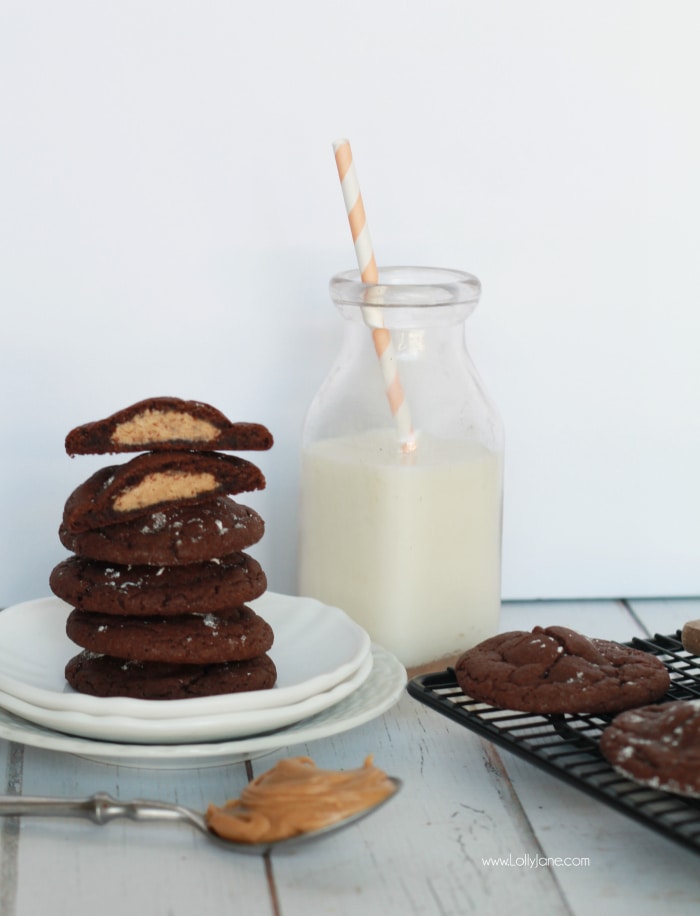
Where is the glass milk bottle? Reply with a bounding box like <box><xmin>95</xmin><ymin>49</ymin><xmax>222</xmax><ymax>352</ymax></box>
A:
<box><xmin>298</xmin><ymin>266</ymin><xmax>504</xmax><ymax>668</ymax></box>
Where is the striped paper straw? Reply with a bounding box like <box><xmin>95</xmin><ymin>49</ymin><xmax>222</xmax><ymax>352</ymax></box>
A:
<box><xmin>333</xmin><ymin>138</ymin><xmax>415</xmax><ymax>452</ymax></box>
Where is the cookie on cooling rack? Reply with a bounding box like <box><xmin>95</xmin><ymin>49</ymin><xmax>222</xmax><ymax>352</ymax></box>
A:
<box><xmin>454</xmin><ymin>625</ymin><xmax>670</xmax><ymax>715</ymax></box>
<box><xmin>599</xmin><ymin>700</ymin><xmax>700</xmax><ymax>797</ymax></box>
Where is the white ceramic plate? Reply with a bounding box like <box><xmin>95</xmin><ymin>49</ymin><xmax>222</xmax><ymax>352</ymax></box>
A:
<box><xmin>0</xmin><ymin>651</ymin><xmax>373</xmax><ymax>743</ymax></box>
<box><xmin>0</xmin><ymin>594</ymin><xmax>371</xmax><ymax>718</ymax></box>
<box><xmin>0</xmin><ymin>645</ymin><xmax>406</xmax><ymax>768</ymax></box>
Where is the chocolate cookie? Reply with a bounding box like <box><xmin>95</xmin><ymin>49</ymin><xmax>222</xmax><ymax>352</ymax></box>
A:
<box><xmin>62</xmin><ymin>450</ymin><xmax>266</xmax><ymax>533</ymax></box>
<box><xmin>599</xmin><ymin>700</ymin><xmax>700</xmax><ymax>797</ymax></box>
<box><xmin>454</xmin><ymin>626</ymin><xmax>670</xmax><ymax>714</ymax></box>
<box><xmin>65</xmin><ymin>396</ymin><xmax>273</xmax><ymax>455</ymax></box>
<box><xmin>65</xmin><ymin>605</ymin><xmax>274</xmax><ymax>664</ymax></box>
<box><xmin>58</xmin><ymin>497</ymin><xmax>264</xmax><ymax>565</ymax></box>
<box><xmin>50</xmin><ymin>552</ymin><xmax>267</xmax><ymax>616</ymax></box>
<box><xmin>65</xmin><ymin>651</ymin><xmax>277</xmax><ymax>699</ymax></box>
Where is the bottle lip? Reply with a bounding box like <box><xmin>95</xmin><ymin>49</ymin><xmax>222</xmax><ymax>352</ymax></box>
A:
<box><xmin>330</xmin><ymin>266</ymin><xmax>481</xmax><ymax>308</ymax></box>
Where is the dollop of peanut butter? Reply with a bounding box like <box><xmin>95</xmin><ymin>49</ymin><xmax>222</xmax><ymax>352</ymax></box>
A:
<box><xmin>205</xmin><ymin>756</ymin><xmax>395</xmax><ymax>843</ymax></box>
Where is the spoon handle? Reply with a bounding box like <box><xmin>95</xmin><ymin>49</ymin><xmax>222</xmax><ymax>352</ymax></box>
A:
<box><xmin>0</xmin><ymin>792</ymin><xmax>190</xmax><ymax>826</ymax></box>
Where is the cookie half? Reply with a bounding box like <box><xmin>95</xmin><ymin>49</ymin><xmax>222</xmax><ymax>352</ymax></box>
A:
<box><xmin>62</xmin><ymin>450</ymin><xmax>265</xmax><ymax>533</ymax></box>
<box><xmin>50</xmin><ymin>552</ymin><xmax>267</xmax><ymax>616</ymax></box>
<box><xmin>59</xmin><ymin>497</ymin><xmax>264</xmax><ymax>565</ymax></box>
<box><xmin>65</xmin><ymin>651</ymin><xmax>277</xmax><ymax>699</ymax></box>
<box><xmin>65</xmin><ymin>605</ymin><xmax>274</xmax><ymax>664</ymax></box>
<box><xmin>454</xmin><ymin>625</ymin><xmax>670</xmax><ymax>715</ymax></box>
<box><xmin>65</xmin><ymin>396</ymin><xmax>273</xmax><ymax>455</ymax></box>
<box><xmin>599</xmin><ymin>700</ymin><xmax>700</xmax><ymax>797</ymax></box>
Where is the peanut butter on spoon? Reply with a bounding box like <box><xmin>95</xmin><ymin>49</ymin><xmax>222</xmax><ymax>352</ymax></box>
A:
<box><xmin>206</xmin><ymin>756</ymin><xmax>396</xmax><ymax>844</ymax></box>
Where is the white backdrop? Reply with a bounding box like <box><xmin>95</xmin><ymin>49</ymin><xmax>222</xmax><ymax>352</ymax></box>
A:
<box><xmin>1</xmin><ymin>0</ymin><xmax>699</xmax><ymax>608</ymax></box>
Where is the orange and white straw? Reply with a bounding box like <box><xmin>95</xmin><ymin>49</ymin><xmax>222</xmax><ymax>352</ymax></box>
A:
<box><xmin>333</xmin><ymin>138</ymin><xmax>415</xmax><ymax>452</ymax></box>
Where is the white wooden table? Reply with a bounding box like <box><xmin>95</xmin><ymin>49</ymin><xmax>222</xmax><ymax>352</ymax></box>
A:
<box><xmin>2</xmin><ymin>598</ymin><xmax>699</xmax><ymax>916</ymax></box>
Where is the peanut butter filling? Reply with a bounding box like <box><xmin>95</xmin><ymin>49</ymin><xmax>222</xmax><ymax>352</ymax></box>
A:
<box><xmin>206</xmin><ymin>756</ymin><xmax>395</xmax><ymax>843</ymax></box>
<box><xmin>112</xmin><ymin>410</ymin><xmax>219</xmax><ymax>445</ymax></box>
<box><xmin>113</xmin><ymin>471</ymin><xmax>218</xmax><ymax>512</ymax></box>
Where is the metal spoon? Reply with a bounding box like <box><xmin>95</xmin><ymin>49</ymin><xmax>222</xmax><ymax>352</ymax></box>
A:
<box><xmin>0</xmin><ymin>778</ymin><xmax>401</xmax><ymax>855</ymax></box>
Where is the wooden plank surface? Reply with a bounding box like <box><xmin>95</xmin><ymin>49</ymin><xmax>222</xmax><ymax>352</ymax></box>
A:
<box><xmin>260</xmin><ymin>696</ymin><xmax>566</xmax><ymax>916</ymax></box>
<box><xmin>2</xmin><ymin>599</ymin><xmax>700</xmax><ymax>916</ymax></box>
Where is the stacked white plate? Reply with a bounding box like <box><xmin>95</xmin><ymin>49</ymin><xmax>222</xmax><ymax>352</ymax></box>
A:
<box><xmin>0</xmin><ymin>593</ymin><xmax>406</xmax><ymax>769</ymax></box>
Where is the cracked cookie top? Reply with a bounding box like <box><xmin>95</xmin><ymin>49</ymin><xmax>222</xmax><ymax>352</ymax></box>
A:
<box><xmin>454</xmin><ymin>625</ymin><xmax>670</xmax><ymax>714</ymax></box>
<box><xmin>599</xmin><ymin>700</ymin><xmax>700</xmax><ymax>797</ymax></box>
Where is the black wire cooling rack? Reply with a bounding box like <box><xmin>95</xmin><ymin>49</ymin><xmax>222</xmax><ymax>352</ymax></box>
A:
<box><xmin>406</xmin><ymin>631</ymin><xmax>700</xmax><ymax>856</ymax></box>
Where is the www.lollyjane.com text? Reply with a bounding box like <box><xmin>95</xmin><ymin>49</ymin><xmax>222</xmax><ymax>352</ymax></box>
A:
<box><xmin>481</xmin><ymin>853</ymin><xmax>590</xmax><ymax>869</ymax></box>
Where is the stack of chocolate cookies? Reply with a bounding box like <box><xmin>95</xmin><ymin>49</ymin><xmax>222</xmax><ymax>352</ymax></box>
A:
<box><xmin>50</xmin><ymin>397</ymin><xmax>277</xmax><ymax>700</ymax></box>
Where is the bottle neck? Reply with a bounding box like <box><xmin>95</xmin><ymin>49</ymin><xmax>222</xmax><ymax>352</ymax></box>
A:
<box><xmin>334</xmin><ymin>300</ymin><xmax>474</xmax><ymax>333</ymax></box>
<box><xmin>330</xmin><ymin>265</ymin><xmax>482</xmax><ymax>320</ymax></box>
